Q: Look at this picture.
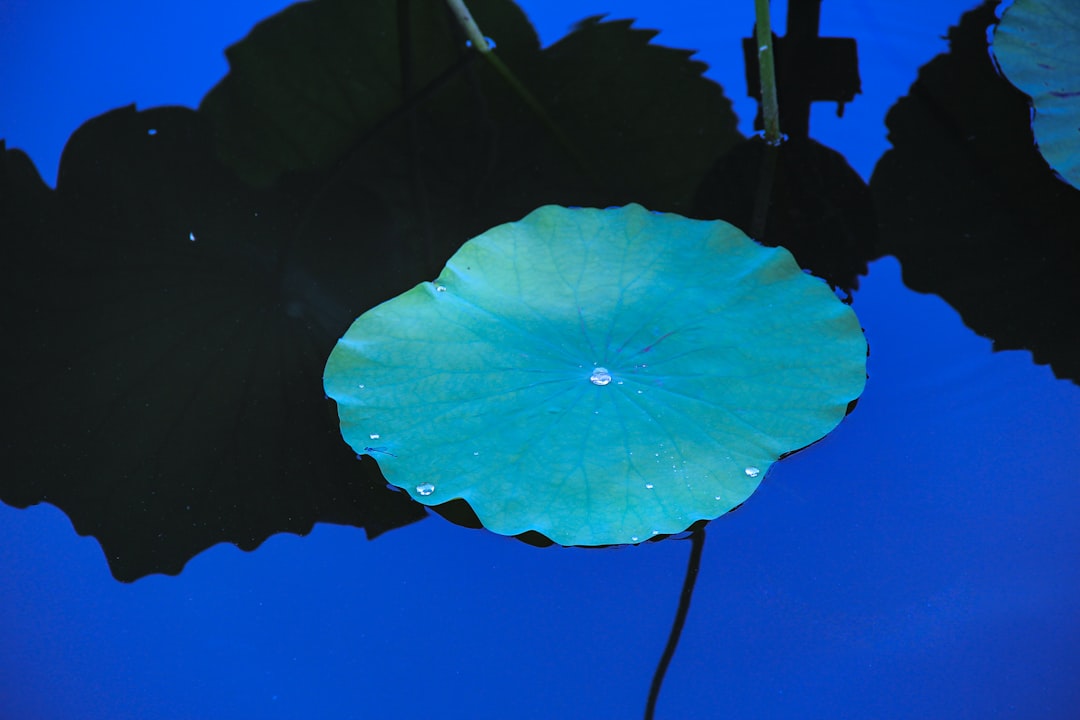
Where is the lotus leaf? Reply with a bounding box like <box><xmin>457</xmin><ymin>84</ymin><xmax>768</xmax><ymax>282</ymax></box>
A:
<box><xmin>324</xmin><ymin>205</ymin><xmax>866</xmax><ymax>545</ymax></box>
<box><xmin>993</xmin><ymin>0</ymin><xmax>1080</xmax><ymax>189</ymax></box>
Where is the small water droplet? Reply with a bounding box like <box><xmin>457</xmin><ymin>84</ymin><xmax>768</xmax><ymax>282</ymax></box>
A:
<box><xmin>369</xmin><ymin>433</ymin><xmax>380</xmax><ymax>440</ymax></box>
<box><xmin>636</xmin><ymin>389</ymin><xmax>644</xmax><ymax>394</ymax></box>
<box><xmin>416</xmin><ymin>482</ymin><xmax>435</xmax><ymax>496</ymax></box>
<box><xmin>645</xmin><ymin>483</ymin><xmax>654</xmax><ymax>489</ymax></box>
<box><xmin>188</xmin><ymin>231</ymin><xmax>196</xmax><ymax>242</ymax></box>
<box><xmin>465</xmin><ymin>36</ymin><xmax>497</xmax><ymax>50</ymax></box>
<box><xmin>589</xmin><ymin>367</ymin><xmax>612</xmax><ymax>385</ymax></box>
<box><xmin>631</xmin><ymin>536</ymin><xmax>639</xmax><ymax>542</ymax></box>
<box><xmin>473</xmin><ymin>451</ymin><xmax>480</xmax><ymax>456</ymax></box>
<box><xmin>435</xmin><ymin>285</ymin><xmax>447</xmax><ymax>292</ymax></box>
<box><xmin>744</xmin><ymin>466</ymin><xmax>760</xmax><ymax>478</ymax></box>
<box><xmin>357</xmin><ymin>384</ymin><xmax>365</xmax><ymax>389</ymax></box>
<box><xmin>651</xmin><ymin>530</ymin><xmax>660</xmax><ymax>536</ymax></box>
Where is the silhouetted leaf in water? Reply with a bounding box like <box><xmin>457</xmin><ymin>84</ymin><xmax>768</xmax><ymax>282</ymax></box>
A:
<box><xmin>692</xmin><ymin>136</ymin><xmax>877</xmax><ymax>294</ymax></box>
<box><xmin>0</xmin><ymin>106</ymin><xmax>426</xmax><ymax>581</ymax></box>
<box><xmin>1</xmin><ymin>0</ymin><xmax>743</xmax><ymax>579</ymax></box>
<box><xmin>992</xmin><ymin>0</ymin><xmax>1080</xmax><ymax>190</ymax></box>
<box><xmin>200</xmin><ymin>0</ymin><xmax>740</xmax><ymax>217</ymax></box>
<box><xmin>535</xmin><ymin>16</ymin><xmax>741</xmax><ymax>212</ymax></box>
<box><xmin>324</xmin><ymin>205</ymin><xmax>867</xmax><ymax>546</ymax></box>
<box><xmin>870</xmin><ymin>1</ymin><xmax>1080</xmax><ymax>383</ymax></box>
<box><xmin>199</xmin><ymin>0</ymin><xmax>543</xmax><ymax>188</ymax></box>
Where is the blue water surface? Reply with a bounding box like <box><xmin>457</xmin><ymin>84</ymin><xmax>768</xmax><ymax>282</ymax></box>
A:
<box><xmin>2</xmin><ymin>1</ymin><xmax>1078</xmax><ymax>718</ymax></box>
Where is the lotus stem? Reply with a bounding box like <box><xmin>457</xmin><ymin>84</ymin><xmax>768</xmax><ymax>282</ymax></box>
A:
<box><xmin>754</xmin><ymin>0</ymin><xmax>782</xmax><ymax>145</ymax></box>
<box><xmin>444</xmin><ymin>0</ymin><xmax>492</xmax><ymax>52</ymax></box>
<box><xmin>443</xmin><ymin>0</ymin><xmax>589</xmax><ymax>174</ymax></box>
<box><xmin>644</xmin><ymin>527</ymin><xmax>706</xmax><ymax>720</ymax></box>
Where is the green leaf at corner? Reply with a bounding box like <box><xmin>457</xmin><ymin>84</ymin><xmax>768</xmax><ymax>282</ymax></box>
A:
<box><xmin>993</xmin><ymin>0</ymin><xmax>1080</xmax><ymax>189</ymax></box>
<box><xmin>324</xmin><ymin>205</ymin><xmax>867</xmax><ymax>546</ymax></box>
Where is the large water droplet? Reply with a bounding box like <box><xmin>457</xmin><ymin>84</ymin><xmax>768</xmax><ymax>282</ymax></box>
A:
<box><xmin>416</xmin><ymin>482</ymin><xmax>435</xmax><ymax>496</ymax></box>
<box><xmin>744</xmin><ymin>466</ymin><xmax>760</xmax><ymax>478</ymax></box>
<box><xmin>589</xmin><ymin>367</ymin><xmax>612</xmax><ymax>386</ymax></box>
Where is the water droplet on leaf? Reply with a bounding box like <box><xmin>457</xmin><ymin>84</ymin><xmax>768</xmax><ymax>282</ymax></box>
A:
<box><xmin>589</xmin><ymin>367</ymin><xmax>612</xmax><ymax>385</ymax></box>
<box><xmin>744</xmin><ymin>466</ymin><xmax>760</xmax><ymax>478</ymax></box>
<box><xmin>416</xmin><ymin>482</ymin><xmax>435</xmax><ymax>496</ymax></box>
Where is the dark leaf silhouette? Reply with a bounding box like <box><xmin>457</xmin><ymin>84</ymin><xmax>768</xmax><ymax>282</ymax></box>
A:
<box><xmin>1</xmin><ymin>0</ymin><xmax>740</xmax><ymax>580</ymax></box>
<box><xmin>200</xmin><ymin>0</ymin><xmax>740</xmax><ymax>218</ymax></box>
<box><xmin>870</xmin><ymin>1</ymin><xmax>1080</xmax><ymax>383</ymax></box>
<box><xmin>693</xmin><ymin>136</ymin><xmax>877</xmax><ymax>294</ymax></box>
<box><xmin>1</xmin><ymin>106</ymin><xmax>428</xmax><ymax>581</ymax></box>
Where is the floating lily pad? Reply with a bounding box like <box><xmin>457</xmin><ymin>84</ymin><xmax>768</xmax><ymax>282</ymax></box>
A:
<box><xmin>324</xmin><ymin>205</ymin><xmax>866</xmax><ymax>546</ymax></box>
<box><xmin>992</xmin><ymin>0</ymin><xmax>1080</xmax><ymax>189</ymax></box>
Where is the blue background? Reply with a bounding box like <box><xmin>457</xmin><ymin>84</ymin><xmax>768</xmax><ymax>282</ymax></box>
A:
<box><xmin>2</xmin><ymin>1</ymin><xmax>1078</xmax><ymax>718</ymax></box>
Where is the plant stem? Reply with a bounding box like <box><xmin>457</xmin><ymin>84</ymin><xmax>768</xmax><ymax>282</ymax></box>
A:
<box><xmin>644</xmin><ymin>527</ymin><xmax>706</xmax><ymax>720</ymax></box>
<box><xmin>444</xmin><ymin>0</ymin><xmax>492</xmax><ymax>52</ymax></box>
<box><xmin>754</xmin><ymin>0</ymin><xmax>782</xmax><ymax>145</ymax></box>
<box><xmin>443</xmin><ymin>0</ymin><xmax>588</xmax><ymax>173</ymax></box>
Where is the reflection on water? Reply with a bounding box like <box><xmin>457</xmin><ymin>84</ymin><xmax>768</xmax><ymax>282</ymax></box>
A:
<box><xmin>0</xmin><ymin>0</ymin><xmax>1077</xmax><ymax>718</ymax></box>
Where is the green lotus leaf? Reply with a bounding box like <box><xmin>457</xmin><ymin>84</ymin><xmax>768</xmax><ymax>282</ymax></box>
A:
<box><xmin>992</xmin><ymin>0</ymin><xmax>1080</xmax><ymax>189</ymax></box>
<box><xmin>324</xmin><ymin>205</ymin><xmax>867</xmax><ymax>545</ymax></box>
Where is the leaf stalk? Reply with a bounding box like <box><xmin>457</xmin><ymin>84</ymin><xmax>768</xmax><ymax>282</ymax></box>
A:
<box><xmin>754</xmin><ymin>0</ymin><xmax>783</xmax><ymax>145</ymax></box>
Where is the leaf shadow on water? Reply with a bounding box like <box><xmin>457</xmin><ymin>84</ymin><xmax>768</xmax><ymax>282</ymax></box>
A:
<box><xmin>0</xmin><ymin>0</ymin><xmax>742</xmax><ymax>581</ymax></box>
<box><xmin>0</xmin><ymin>0</ymin><xmax>1074</xmax><ymax>592</ymax></box>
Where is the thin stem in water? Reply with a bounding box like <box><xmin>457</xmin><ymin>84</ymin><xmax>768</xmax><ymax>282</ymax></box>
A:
<box><xmin>442</xmin><ymin>0</ymin><xmax>588</xmax><ymax>173</ymax></box>
<box><xmin>644</xmin><ymin>527</ymin><xmax>707</xmax><ymax>720</ymax></box>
